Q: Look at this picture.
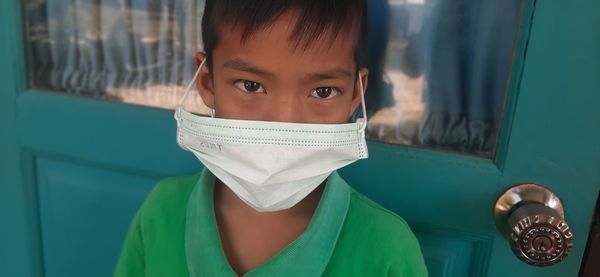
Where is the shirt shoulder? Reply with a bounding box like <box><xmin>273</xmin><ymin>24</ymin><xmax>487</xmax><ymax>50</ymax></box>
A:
<box><xmin>349</xmin><ymin>188</ymin><xmax>422</xmax><ymax>249</ymax></box>
<box><xmin>114</xmin><ymin>172</ymin><xmax>200</xmax><ymax>277</ymax></box>
<box><xmin>137</xmin><ymin>173</ymin><xmax>200</xmax><ymax>223</ymax></box>
<box><xmin>326</xmin><ymin>187</ymin><xmax>428</xmax><ymax>276</ymax></box>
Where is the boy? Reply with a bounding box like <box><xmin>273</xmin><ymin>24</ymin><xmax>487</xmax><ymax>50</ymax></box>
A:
<box><xmin>115</xmin><ymin>0</ymin><xmax>428</xmax><ymax>276</ymax></box>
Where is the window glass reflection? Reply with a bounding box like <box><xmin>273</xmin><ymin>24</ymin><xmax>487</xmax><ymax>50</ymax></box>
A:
<box><xmin>24</xmin><ymin>0</ymin><xmax>523</xmax><ymax>157</ymax></box>
<box><xmin>365</xmin><ymin>0</ymin><xmax>522</xmax><ymax>157</ymax></box>
<box><xmin>25</xmin><ymin>0</ymin><xmax>210</xmax><ymax>114</ymax></box>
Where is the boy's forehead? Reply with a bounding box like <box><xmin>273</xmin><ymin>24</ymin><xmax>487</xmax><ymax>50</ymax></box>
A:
<box><xmin>213</xmin><ymin>11</ymin><xmax>359</xmax><ymax>67</ymax></box>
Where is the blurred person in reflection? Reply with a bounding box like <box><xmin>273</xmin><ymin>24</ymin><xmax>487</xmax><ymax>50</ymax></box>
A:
<box><xmin>400</xmin><ymin>0</ymin><xmax>521</xmax><ymax>154</ymax></box>
<box><xmin>114</xmin><ymin>0</ymin><xmax>427</xmax><ymax>276</ymax></box>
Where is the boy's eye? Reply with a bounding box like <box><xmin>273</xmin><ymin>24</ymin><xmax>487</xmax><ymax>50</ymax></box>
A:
<box><xmin>234</xmin><ymin>80</ymin><xmax>265</xmax><ymax>93</ymax></box>
<box><xmin>310</xmin><ymin>87</ymin><xmax>340</xmax><ymax>100</ymax></box>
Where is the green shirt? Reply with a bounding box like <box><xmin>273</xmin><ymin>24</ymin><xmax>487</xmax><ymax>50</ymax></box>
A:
<box><xmin>114</xmin><ymin>168</ymin><xmax>428</xmax><ymax>276</ymax></box>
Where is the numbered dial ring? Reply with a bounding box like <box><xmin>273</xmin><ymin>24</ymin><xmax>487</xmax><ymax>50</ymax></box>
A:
<box><xmin>493</xmin><ymin>183</ymin><xmax>574</xmax><ymax>267</ymax></box>
<box><xmin>509</xmin><ymin>212</ymin><xmax>573</xmax><ymax>266</ymax></box>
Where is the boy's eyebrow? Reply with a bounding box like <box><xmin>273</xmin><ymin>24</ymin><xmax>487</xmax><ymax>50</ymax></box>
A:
<box><xmin>222</xmin><ymin>58</ymin><xmax>353</xmax><ymax>81</ymax></box>
<box><xmin>304</xmin><ymin>68</ymin><xmax>354</xmax><ymax>82</ymax></box>
<box><xmin>222</xmin><ymin>58</ymin><xmax>276</xmax><ymax>80</ymax></box>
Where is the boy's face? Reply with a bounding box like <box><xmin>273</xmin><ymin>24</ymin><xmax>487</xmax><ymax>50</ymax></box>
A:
<box><xmin>195</xmin><ymin>12</ymin><xmax>368</xmax><ymax>124</ymax></box>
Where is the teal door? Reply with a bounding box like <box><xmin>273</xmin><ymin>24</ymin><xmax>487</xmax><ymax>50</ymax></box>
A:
<box><xmin>1</xmin><ymin>0</ymin><xmax>599</xmax><ymax>277</ymax></box>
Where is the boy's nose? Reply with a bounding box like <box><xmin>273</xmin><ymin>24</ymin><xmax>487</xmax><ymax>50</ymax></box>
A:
<box><xmin>266</xmin><ymin>97</ymin><xmax>304</xmax><ymax>123</ymax></box>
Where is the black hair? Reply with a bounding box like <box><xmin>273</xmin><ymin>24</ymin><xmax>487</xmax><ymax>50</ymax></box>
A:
<box><xmin>201</xmin><ymin>0</ymin><xmax>368</xmax><ymax>70</ymax></box>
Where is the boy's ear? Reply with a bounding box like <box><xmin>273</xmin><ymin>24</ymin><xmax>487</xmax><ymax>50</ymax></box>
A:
<box><xmin>194</xmin><ymin>52</ymin><xmax>215</xmax><ymax>109</ymax></box>
<box><xmin>349</xmin><ymin>67</ymin><xmax>369</xmax><ymax>118</ymax></box>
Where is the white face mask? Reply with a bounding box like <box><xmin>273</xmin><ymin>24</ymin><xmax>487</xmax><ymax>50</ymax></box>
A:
<box><xmin>174</xmin><ymin>58</ymin><xmax>369</xmax><ymax>212</ymax></box>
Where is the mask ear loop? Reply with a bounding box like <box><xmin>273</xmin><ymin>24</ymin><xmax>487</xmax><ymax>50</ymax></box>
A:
<box><xmin>174</xmin><ymin>58</ymin><xmax>208</xmax><ymax>121</ymax></box>
<box><xmin>357</xmin><ymin>74</ymin><xmax>368</xmax><ymax>133</ymax></box>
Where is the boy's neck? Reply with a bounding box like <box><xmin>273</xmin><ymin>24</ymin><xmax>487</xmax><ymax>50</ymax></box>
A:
<box><xmin>212</xmin><ymin>179</ymin><xmax>326</xmax><ymax>274</ymax></box>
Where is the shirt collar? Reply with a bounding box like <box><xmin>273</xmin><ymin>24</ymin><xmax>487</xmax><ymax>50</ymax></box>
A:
<box><xmin>185</xmin><ymin>167</ymin><xmax>351</xmax><ymax>276</ymax></box>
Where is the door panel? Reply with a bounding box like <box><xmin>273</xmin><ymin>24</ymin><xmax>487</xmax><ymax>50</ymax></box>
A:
<box><xmin>414</xmin><ymin>227</ymin><xmax>493</xmax><ymax>276</ymax></box>
<box><xmin>1</xmin><ymin>0</ymin><xmax>37</xmax><ymax>276</ymax></box>
<box><xmin>2</xmin><ymin>0</ymin><xmax>599</xmax><ymax>276</ymax></box>
<box><xmin>17</xmin><ymin>91</ymin><xmax>199</xmax><ymax>177</ymax></box>
<box><xmin>37</xmin><ymin>158</ymin><xmax>155</xmax><ymax>277</ymax></box>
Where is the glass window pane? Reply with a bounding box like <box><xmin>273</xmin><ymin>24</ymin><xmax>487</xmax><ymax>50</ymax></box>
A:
<box><xmin>24</xmin><ymin>0</ymin><xmax>524</xmax><ymax>158</ymax></box>
<box><xmin>365</xmin><ymin>0</ymin><xmax>523</xmax><ymax>157</ymax></box>
<box><xmin>24</xmin><ymin>0</ymin><xmax>210</xmax><ymax>114</ymax></box>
